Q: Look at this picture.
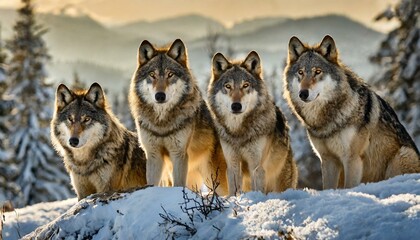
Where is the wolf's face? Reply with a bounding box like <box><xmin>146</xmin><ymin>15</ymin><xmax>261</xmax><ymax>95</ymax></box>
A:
<box><xmin>133</xmin><ymin>39</ymin><xmax>191</xmax><ymax>107</ymax></box>
<box><xmin>285</xmin><ymin>35</ymin><xmax>343</xmax><ymax>103</ymax></box>
<box><xmin>209</xmin><ymin>51</ymin><xmax>263</xmax><ymax>116</ymax></box>
<box><xmin>54</xmin><ymin>83</ymin><xmax>108</xmax><ymax>149</ymax></box>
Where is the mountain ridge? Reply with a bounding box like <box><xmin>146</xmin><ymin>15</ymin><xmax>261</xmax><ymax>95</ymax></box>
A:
<box><xmin>0</xmin><ymin>9</ymin><xmax>383</xmax><ymax>94</ymax></box>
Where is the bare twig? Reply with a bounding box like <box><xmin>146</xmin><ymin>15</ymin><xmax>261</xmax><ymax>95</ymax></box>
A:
<box><xmin>159</xmin><ymin>168</ymin><xmax>227</xmax><ymax>237</ymax></box>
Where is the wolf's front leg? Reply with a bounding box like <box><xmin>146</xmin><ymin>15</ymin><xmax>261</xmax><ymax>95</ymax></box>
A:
<box><xmin>70</xmin><ymin>173</ymin><xmax>95</xmax><ymax>200</ymax></box>
<box><xmin>140</xmin><ymin>132</ymin><xmax>165</xmax><ymax>186</ymax></box>
<box><xmin>343</xmin><ymin>155</ymin><xmax>363</xmax><ymax>188</ymax></box>
<box><xmin>170</xmin><ymin>150</ymin><xmax>189</xmax><ymax>186</ymax></box>
<box><xmin>145</xmin><ymin>150</ymin><xmax>165</xmax><ymax>186</ymax></box>
<box><xmin>251</xmin><ymin>165</ymin><xmax>266</xmax><ymax>193</ymax></box>
<box><xmin>167</xmin><ymin>129</ymin><xmax>192</xmax><ymax>187</ymax></box>
<box><xmin>227</xmin><ymin>159</ymin><xmax>242</xmax><ymax>196</ymax></box>
<box><xmin>343</xmin><ymin>132</ymin><xmax>368</xmax><ymax>188</ymax></box>
<box><xmin>321</xmin><ymin>158</ymin><xmax>341</xmax><ymax>189</ymax></box>
<box><xmin>221</xmin><ymin>141</ymin><xmax>242</xmax><ymax>196</ymax></box>
<box><xmin>310</xmin><ymin>136</ymin><xmax>342</xmax><ymax>189</ymax></box>
<box><xmin>244</xmin><ymin>137</ymin><xmax>267</xmax><ymax>193</ymax></box>
<box><xmin>245</xmin><ymin>151</ymin><xmax>265</xmax><ymax>193</ymax></box>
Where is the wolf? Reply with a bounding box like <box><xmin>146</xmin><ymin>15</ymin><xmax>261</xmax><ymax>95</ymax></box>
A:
<box><xmin>208</xmin><ymin>51</ymin><xmax>298</xmax><ymax>195</ymax></box>
<box><xmin>51</xmin><ymin>83</ymin><xmax>148</xmax><ymax>200</ymax></box>
<box><xmin>129</xmin><ymin>39</ymin><xmax>228</xmax><ymax>195</ymax></box>
<box><xmin>283</xmin><ymin>35</ymin><xmax>420</xmax><ymax>189</ymax></box>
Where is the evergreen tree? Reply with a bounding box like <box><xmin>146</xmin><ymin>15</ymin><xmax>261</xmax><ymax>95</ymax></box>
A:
<box><xmin>3</xmin><ymin>0</ymin><xmax>73</xmax><ymax>207</ymax></box>
<box><xmin>370</xmin><ymin>0</ymin><xmax>420</xmax><ymax>145</ymax></box>
<box><xmin>0</xmin><ymin>22</ymin><xmax>20</xmax><ymax>204</ymax></box>
<box><xmin>0</xmin><ymin>23</ymin><xmax>7</xmax><ymax>90</ymax></box>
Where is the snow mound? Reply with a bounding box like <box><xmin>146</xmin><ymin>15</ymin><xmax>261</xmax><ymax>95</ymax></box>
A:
<box><xmin>3</xmin><ymin>198</ymin><xmax>77</xmax><ymax>239</ymax></box>
<box><xmin>4</xmin><ymin>174</ymin><xmax>420</xmax><ymax>239</ymax></box>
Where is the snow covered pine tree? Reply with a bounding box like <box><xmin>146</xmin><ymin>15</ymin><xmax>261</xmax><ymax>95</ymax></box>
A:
<box><xmin>3</xmin><ymin>0</ymin><xmax>73</xmax><ymax>207</ymax></box>
<box><xmin>1</xmin><ymin>24</ymin><xmax>21</xmax><ymax>206</ymax></box>
<box><xmin>370</xmin><ymin>0</ymin><xmax>420</xmax><ymax>146</ymax></box>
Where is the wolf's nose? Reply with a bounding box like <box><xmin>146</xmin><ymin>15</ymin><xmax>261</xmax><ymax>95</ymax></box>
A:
<box><xmin>231</xmin><ymin>102</ymin><xmax>242</xmax><ymax>113</ymax></box>
<box><xmin>155</xmin><ymin>92</ymin><xmax>166</xmax><ymax>103</ymax></box>
<box><xmin>69</xmin><ymin>137</ymin><xmax>79</xmax><ymax>147</ymax></box>
<box><xmin>299</xmin><ymin>89</ymin><xmax>309</xmax><ymax>101</ymax></box>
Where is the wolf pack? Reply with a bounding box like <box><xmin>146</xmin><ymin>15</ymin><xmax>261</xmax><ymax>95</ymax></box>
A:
<box><xmin>50</xmin><ymin>35</ymin><xmax>420</xmax><ymax>200</ymax></box>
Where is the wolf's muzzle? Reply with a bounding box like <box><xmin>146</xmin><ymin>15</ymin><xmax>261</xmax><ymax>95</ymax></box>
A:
<box><xmin>155</xmin><ymin>92</ymin><xmax>166</xmax><ymax>103</ymax></box>
<box><xmin>69</xmin><ymin>137</ymin><xmax>79</xmax><ymax>147</ymax></box>
<box><xmin>231</xmin><ymin>102</ymin><xmax>242</xmax><ymax>114</ymax></box>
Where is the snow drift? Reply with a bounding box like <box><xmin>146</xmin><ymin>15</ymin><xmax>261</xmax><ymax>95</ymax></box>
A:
<box><xmin>3</xmin><ymin>174</ymin><xmax>420</xmax><ymax>239</ymax></box>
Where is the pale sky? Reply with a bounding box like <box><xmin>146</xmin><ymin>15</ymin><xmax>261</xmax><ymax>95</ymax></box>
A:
<box><xmin>0</xmin><ymin>0</ymin><xmax>399</xmax><ymax>32</ymax></box>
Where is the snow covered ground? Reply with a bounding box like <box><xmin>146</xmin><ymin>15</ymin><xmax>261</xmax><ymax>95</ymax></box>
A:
<box><xmin>2</xmin><ymin>198</ymin><xmax>77</xmax><ymax>239</ymax></box>
<box><xmin>3</xmin><ymin>174</ymin><xmax>420</xmax><ymax>239</ymax></box>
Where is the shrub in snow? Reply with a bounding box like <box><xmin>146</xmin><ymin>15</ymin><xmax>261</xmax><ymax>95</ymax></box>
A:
<box><xmin>159</xmin><ymin>172</ymin><xmax>227</xmax><ymax>238</ymax></box>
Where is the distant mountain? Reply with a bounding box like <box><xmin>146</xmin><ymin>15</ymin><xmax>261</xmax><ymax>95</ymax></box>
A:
<box><xmin>190</xmin><ymin>14</ymin><xmax>384</xmax><ymax>79</ymax></box>
<box><xmin>228</xmin><ymin>15</ymin><xmax>382</xmax><ymax>51</ymax></box>
<box><xmin>0</xmin><ymin>8</ymin><xmax>138</xmax><ymax>69</ymax></box>
<box><xmin>39</xmin><ymin>14</ymin><xmax>129</xmax><ymax>62</ymax></box>
<box><xmin>111</xmin><ymin>14</ymin><xmax>225</xmax><ymax>42</ymax></box>
<box><xmin>228</xmin><ymin>16</ymin><xmax>290</xmax><ymax>36</ymax></box>
<box><xmin>0</xmin><ymin>10</ymin><xmax>384</xmax><ymax>94</ymax></box>
<box><xmin>48</xmin><ymin>60</ymin><xmax>129</xmax><ymax>93</ymax></box>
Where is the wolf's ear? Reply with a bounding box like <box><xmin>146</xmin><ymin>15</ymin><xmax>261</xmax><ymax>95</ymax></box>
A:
<box><xmin>138</xmin><ymin>40</ymin><xmax>156</xmax><ymax>66</ymax></box>
<box><xmin>56</xmin><ymin>84</ymin><xmax>74</xmax><ymax>110</ymax></box>
<box><xmin>167</xmin><ymin>39</ymin><xmax>188</xmax><ymax>66</ymax></box>
<box><xmin>288</xmin><ymin>36</ymin><xmax>306</xmax><ymax>63</ymax></box>
<box><xmin>318</xmin><ymin>35</ymin><xmax>338</xmax><ymax>62</ymax></box>
<box><xmin>212</xmin><ymin>52</ymin><xmax>231</xmax><ymax>81</ymax></box>
<box><xmin>242</xmin><ymin>51</ymin><xmax>262</xmax><ymax>78</ymax></box>
<box><xmin>85</xmin><ymin>82</ymin><xmax>105</xmax><ymax>108</ymax></box>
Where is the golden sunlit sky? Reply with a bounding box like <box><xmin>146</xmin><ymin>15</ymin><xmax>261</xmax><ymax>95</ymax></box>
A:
<box><xmin>0</xmin><ymin>0</ymin><xmax>399</xmax><ymax>32</ymax></box>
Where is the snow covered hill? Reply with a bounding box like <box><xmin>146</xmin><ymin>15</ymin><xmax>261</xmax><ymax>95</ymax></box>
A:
<box><xmin>3</xmin><ymin>174</ymin><xmax>420</xmax><ymax>239</ymax></box>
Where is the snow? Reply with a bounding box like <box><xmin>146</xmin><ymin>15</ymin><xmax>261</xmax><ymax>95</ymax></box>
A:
<box><xmin>3</xmin><ymin>174</ymin><xmax>420</xmax><ymax>240</ymax></box>
<box><xmin>2</xmin><ymin>198</ymin><xmax>77</xmax><ymax>239</ymax></box>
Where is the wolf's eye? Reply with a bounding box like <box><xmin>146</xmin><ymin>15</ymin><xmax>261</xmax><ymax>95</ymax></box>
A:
<box><xmin>149</xmin><ymin>72</ymin><xmax>155</xmax><ymax>77</ymax></box>
<box><xmin>298</xmin><ymin>70</ymin><xmax>304</xmax><ymax>75</ymax></box>
<box><xmin>84</xmin><ymin>117</ymin><xmax>91</xmax><ymax>123</ymax></box>
<box><xmin>224</xmin><ymin>84</ymin><xmax>232</xmax><ymax>90</ymax></box>
<box><xmin>68</xmin><ymin>117</ymin><xmax>74</xmax><ymax>123</ymax></box>
<box><xmin>315</xmin><ymin>69</ymin><xmax>322</xmax><ymax>75</ymax></box>
<box><xmin>168</xmin><ymin>72</ymin><xmax>174</xmax><ymax>78</ymax></box>
<box><xmin>243</xmin><ymin>83</ymin><xmax>250</xmax><ymax>89</ymax></box>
